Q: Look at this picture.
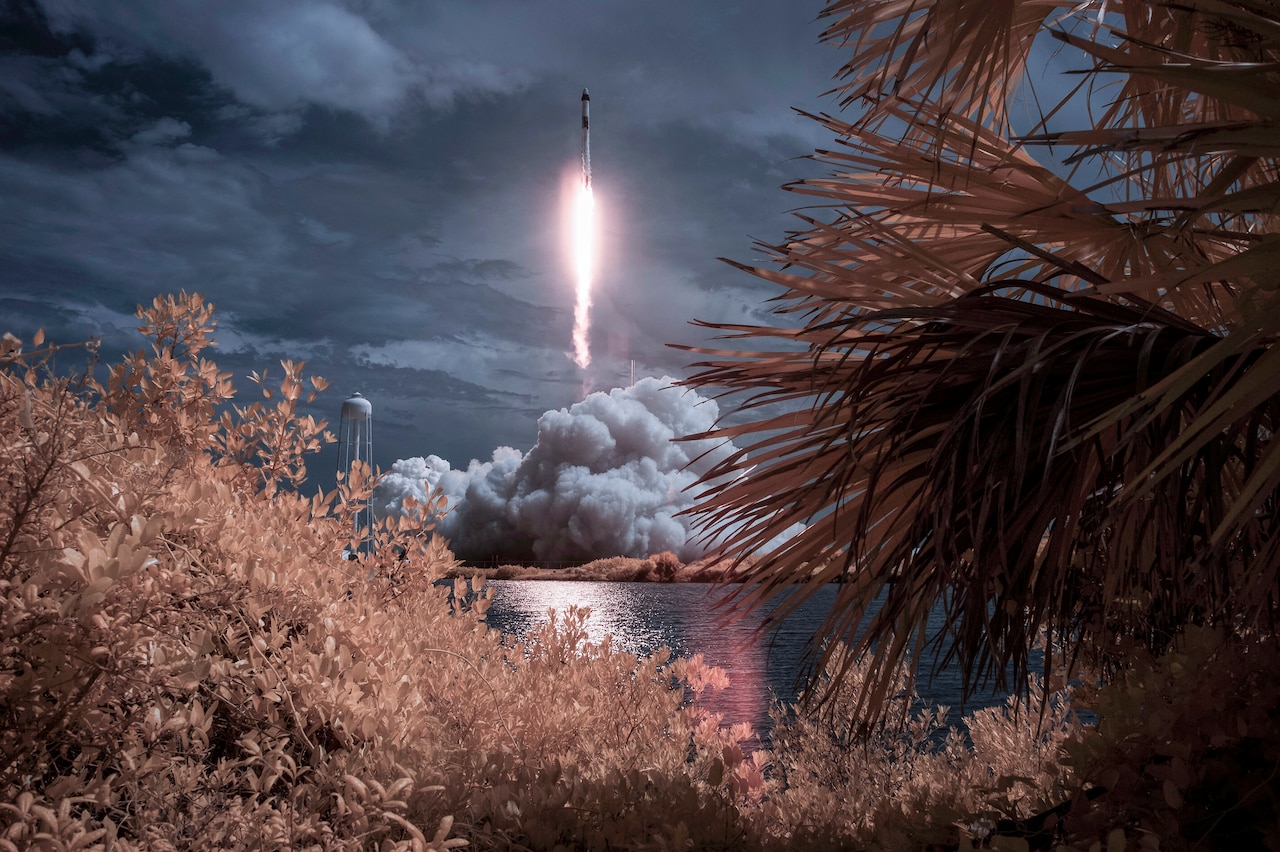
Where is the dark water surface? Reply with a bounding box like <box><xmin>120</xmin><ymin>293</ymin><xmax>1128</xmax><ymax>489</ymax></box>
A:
<box><xmin>483</xmin><ymin>580</ymin><xmax>1012</xmax><ymax>735</ymax></box>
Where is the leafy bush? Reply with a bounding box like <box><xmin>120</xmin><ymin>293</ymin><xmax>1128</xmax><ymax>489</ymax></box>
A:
<box><xmin>1057</xmin><ymin>627</ymin><xmax>1280</xmax><ymax>850</ymax></box>
<box><xmin>749</xmin><ymin>652</ymin><xmax>1080</xmax><ymax>851</ymax></box>
<box><xmin>0</xmin><ymin>294</ymin><xmax>762</xmax><ymax>850</ymax></box>
<box><xmin>649</xmin><ymin>551</ymin><xmax>680</xmax><ymax>582</ymax></box>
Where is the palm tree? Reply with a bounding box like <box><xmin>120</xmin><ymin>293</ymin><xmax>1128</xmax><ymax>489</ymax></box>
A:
<box><xmin>684</xmin><ymin>0</ymin><xmax>1280</xmax><ymax>719</ymax></box>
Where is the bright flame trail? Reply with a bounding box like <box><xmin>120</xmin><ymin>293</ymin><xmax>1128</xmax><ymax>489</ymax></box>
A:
<box><xmin>571</xmin><ymin>88</ymin><xmax>594</xmax><ymax>370</ymax></box>
<box><xmin>571</xmin><ymin>182</ymin><xmax>595</xmax><ymax>369</ymax></box>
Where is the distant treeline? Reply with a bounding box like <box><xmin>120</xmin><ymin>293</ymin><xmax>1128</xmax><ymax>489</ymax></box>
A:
<box><xmin>448</xmin><ymin>553</ymin><xmax>757</xmax><ymax>583</ymax></box>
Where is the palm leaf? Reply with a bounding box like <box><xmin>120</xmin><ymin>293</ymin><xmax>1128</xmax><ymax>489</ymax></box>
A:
<box><xmin>685</xmin><ymin>0</ymin><xmax>1280</xmax><ymax>722</ymax></box>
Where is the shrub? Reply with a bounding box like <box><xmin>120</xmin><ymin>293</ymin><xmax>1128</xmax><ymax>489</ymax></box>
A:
<box><xmin>575</xmin><ymin>555</ymin><xmax>641</xmax><ymax>582</ymax></box>
<box><xmin>1059</xmin><ymin>628</ymin><xmax>1280</xmax><ymax>850</ymax></box>
<box><xmin>749</xmin><ymin>651</ymin><xmax>1080</xmax><ymax>850</ymax></box>
<box><xmin>649</xmin><ymin>551</ymin><xmax>681</xmax><ymax>582</ymax></box>
<box><xmin>0</xmin><ymin>294</ymin><xmax>758</xmax><ymax>850</ymax></box>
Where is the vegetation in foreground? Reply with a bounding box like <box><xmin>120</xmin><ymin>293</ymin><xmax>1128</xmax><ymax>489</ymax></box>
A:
<box><xmin>5</xmin><ymin>294</ymin><xmax>1278</xmax><ymax>849</ymax></box>
<box><xmin>0</xmin><ymin>294</ymin><xmax>1068</xmax><ymax>850</ymax></box>
<box><xmin>675</xmin><ymin>0</ymin><xmax>1280</xmax><ymax>845</ymax></box>
<box><xmin>0</xmin><ymin>296</ymin><xmax>768</xmax><ymax>850</ymax></box>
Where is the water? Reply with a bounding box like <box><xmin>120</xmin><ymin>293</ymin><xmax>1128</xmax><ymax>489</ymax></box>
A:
<box><xmin>482</xmin><ymin>580</ymin><xmax>1014</xmax><ymax>735</ymax></box>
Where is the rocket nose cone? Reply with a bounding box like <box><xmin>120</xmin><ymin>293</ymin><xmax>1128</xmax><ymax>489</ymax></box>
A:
<box><xmin>582</xmin><ymin>88</ymin><xmax>590</xmax><ymax>100</ymax></box>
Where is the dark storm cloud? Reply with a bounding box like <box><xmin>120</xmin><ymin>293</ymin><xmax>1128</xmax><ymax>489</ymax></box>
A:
<box><xmin>1</xmin><ymin>0</ymin><xmax>840</xmax><ymax>490</ymax></box>
<box><xmin>32</xmin><ymin>0</ymin><xmax>430</xmax><ymax>123</ymax></box>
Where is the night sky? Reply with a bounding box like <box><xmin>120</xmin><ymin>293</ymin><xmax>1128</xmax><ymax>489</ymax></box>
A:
<box><xmin>1</xmin><ymin>0</ymin><xmax>843</xmax><ymax>488</ymax></box>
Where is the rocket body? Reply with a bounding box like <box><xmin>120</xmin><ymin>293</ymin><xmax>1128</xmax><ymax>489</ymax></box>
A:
<box><xmin>581</xmin><ymin>89</ymin><xmax>591</xmax><ymax>189</ymax></box>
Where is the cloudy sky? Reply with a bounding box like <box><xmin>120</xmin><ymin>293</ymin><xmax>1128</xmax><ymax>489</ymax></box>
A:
<box><xmin>2</xmin><ymin>0</ymin><xmax>844</xmax><ymax>486</ymax></box>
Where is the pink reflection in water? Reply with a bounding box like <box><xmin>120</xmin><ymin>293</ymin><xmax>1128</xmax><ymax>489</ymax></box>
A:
<box><xmin>483</xmin><ymin>580</ymin><xmax>819</xmax><ymax>739</ymax></box>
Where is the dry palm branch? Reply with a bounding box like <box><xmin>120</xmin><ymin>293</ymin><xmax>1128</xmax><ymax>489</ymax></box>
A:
<box><xmin>680</xmin><ymin>0</ymin><xmax>1280</xmax><ymax>722</ymax></box>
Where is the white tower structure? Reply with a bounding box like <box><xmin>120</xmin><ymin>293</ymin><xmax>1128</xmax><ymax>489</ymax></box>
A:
<box><xmin>337</xmin><ymin>392</ymin><xmax>374</xmax><ymax>554</ymax></box>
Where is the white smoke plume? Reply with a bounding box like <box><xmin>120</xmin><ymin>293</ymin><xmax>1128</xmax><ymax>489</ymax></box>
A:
<box><xmin>373</xmin><ymin>376</ymin><xmax>740</xmax><ymax>562</ymax></box>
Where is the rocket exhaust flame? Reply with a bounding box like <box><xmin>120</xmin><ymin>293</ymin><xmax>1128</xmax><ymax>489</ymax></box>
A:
<box><xmin>571</xmin><ymin>88</ymin><xmax>595</xmax><ymax>370</ymax></box>
<box><xmin>571</xmin><ymin>181</ymin><xmax>595</xmax><ymax>369</ymax></box>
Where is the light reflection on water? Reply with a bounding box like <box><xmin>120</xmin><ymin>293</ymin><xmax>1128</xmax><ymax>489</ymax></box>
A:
<box><xmin>483</xmin><ymin>580</ymin><xmax>1011</xmax><ymax>736</ymax></box>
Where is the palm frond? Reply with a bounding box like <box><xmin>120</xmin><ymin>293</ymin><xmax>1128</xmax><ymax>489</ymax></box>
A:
<box><xmin>686</xmin><ymin>0</ymin><xmax>1280</xmax><ymax>721</ymax></box>
<box><xmin>690</xmin><ymin>284</ymin><xmax>1277</xmax><ymax>715</ymax></box>
<box><xmin>818</xmin><ymin>0</ymin><xmax>1058</xmax><ymax>134</ymax></box>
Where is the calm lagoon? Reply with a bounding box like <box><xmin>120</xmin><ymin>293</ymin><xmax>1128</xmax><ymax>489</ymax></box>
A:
<box><xmin>483</xmin><ymin>580</ymin><xmax>1013</xmax><ymax>735</ymax></box>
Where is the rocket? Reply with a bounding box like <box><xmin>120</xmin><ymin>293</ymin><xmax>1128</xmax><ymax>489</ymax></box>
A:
<box><xmin>581</xmin><ymin>88</ymin><xmax>591</xmax><ymax>189</ymax></box>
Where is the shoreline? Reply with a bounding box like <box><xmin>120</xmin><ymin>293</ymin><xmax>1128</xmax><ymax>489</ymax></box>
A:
<box><xmin>445</xmin><ymin>553</ymin><xmax>759</xmax><ymax>584</ymax></box>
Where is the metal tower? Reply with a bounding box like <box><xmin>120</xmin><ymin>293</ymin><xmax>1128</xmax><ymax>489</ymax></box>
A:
<box><xmin>337</xmin><ymin>392</ymin><xmax>374</xmax><ymax>555</ymax></box>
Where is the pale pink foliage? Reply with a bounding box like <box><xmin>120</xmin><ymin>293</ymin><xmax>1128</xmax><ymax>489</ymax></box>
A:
<box><xmin>0</xmin><ymin>293</ymin><xmax>1094</xmax><ymax>849</ymax></box>
<box><xmin>749</xmin><ymin>651</ymin><xmax>1080</xmax><ymax>849</ymax></box>
<box><xmin>0</xmin><ymin>294</ymin><xmax>760</xmax><ymax>849</ymax></box>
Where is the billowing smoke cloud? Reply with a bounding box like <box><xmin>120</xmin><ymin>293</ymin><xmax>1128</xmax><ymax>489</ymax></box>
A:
<box><xmin>373</xmin><ymin>376</ymin><xmax>740</xmax><ymax>562</ymax></box>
